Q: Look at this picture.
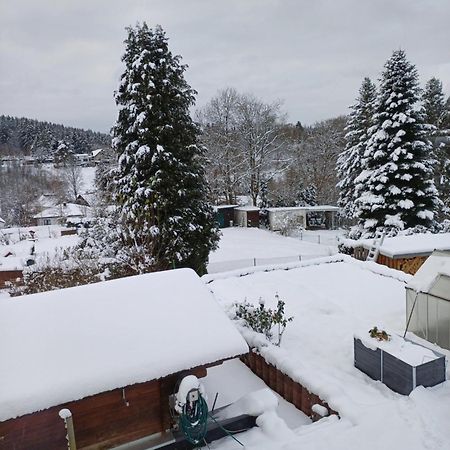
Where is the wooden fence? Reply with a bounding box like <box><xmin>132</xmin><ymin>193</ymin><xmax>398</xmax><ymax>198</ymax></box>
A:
<box><xmin>241</xmin><ymin>352</ymin><xmax>338</xmax><ymax>420</ymax></box>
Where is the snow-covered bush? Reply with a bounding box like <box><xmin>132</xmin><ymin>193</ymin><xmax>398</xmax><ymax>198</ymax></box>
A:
<box><xmin>439</xmin><ymin>220</ymin><xmax>450</xmax><ymax>233</ymax></box>
<box><xmin>278</xmin><ymin>215</ymin><xmax>304</xmax><ymax>236</ymax></box>
<box><xmin>234</xmin><ymin>295</ymin><xmax>293</xmax><ymax>346</ymax></box>
<box><xmin>8</xmin><ymin>250</ymin><xmax>102</xmax><ymax>296</ymax></box>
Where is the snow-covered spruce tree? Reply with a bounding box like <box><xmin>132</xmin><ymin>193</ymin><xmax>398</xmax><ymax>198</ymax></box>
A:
<box><xmin>355</xmin><ymin>50</ymin><xmax>439</xmax><ymax>236</ymax></box>
<box><xmin>423</xmin><ymin>77</ymin><xmax>447</xmax><ymax>129</ymax></box>
<box><xmin>112</xmin><ymin>23</ymin><xmax>219</xmax><ymax>275</ymax></box>
<box><xmin>422</xmin><ymin>77</ymin><xmax>450</xmax><ymax>219</ymax></box>
<box><xmin>337</xmin><ymin>77</ymin><xmax>376</xmax><ymax>219</ymax></box>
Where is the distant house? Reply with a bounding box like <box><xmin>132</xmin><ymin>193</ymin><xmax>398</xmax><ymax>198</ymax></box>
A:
<box><xmin>91</xmin><ymin>148</ymin><xmax>103</xmax><ymax>159</ymax></box>
<box><xmin>75</xmin><ymin>192</ymin><xmax>98</xmax><ymax>208</ymax></box>
<box><xmin>91</xmin><ymin>147</ymin><xmax>114</xmax><ymax>165</ymax></box>
<box><xmin>33</xmin><ymin>202</ymin><xmax>91</xmax><ymax>226</ymax></box>
<box><xmin>267</xmin><ymin>205</ymin><xmax>339</xmax><ymax>231</ymax></box>
<box><xmin>33</xmin><ymin>193</ymin><xmax>59</xmax><ymax>212</ymax></box>
<box><xmin>74</xmin><ymin>153</ymin><xmax>92</xmax><ymax>166</ymax></box>
<box><xmin>0</xmin><ymin>269</ymin><xmax>248</xmax><ymax>449</ymax></box>
<box><xmin>234</xmin><ymin>206</ymin><xmax>260</xmax><ymax>227</ymax></box>
<box><xmin>0</xmin><ymin>217</ymin><xmax>5</xmax><ymax>229</ymax></box>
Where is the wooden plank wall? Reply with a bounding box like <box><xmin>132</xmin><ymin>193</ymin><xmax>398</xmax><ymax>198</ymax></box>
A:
<box><xmin>0</xmin><ymin>367</ymin><xmax>207</xmax><ymax>450</ymax></box>
<box><xmin>0</xmin><ymin>270</ymin><xmax>23</xmax><ymax>288</ymax></box>
<box><xmin>376</xmin><ymin>254</ymin><xmax>427</xmax><ymax>275</ymax></box>
<box><xmin>241</xmin><ymin>352</ymin><xmax>338</xmax><ymax>419</ymax></box>
<box><xmin>353</xmin><ymin>247</ymin><xmax>427</xmax><ymax>275</ymax></box>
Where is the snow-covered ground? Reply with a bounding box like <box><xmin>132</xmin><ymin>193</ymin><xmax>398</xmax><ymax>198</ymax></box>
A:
<box><xmin>0</xmin><ymin>225</ymin><xmax>79</xmax><ymax>270</ymax></box>
<box><xmin>205</xmin><ymin>256</ymin><xmax>450</xmax><ymax>450</ymax></box>
<box><xmin>291</xmin><ymin>228</ymin><xmax>346</xmax><ymax>247</ymax></box>
<box><xmin>208</xmin><ymin>228</ymin><xmax>334</xmax><ymax>273</ymax></box>
<box><xmin>80</xmin><ymin>166</ymin><xmax>97</xmax><ymax>192</ymax></box>
<box><xmin>203</xmin><ymin>359</ymin><xmax>311</xmax><ymax>430</ymax></box>
<box><xmin>42</xmin><ymin>163</ymin><xmax>97</xmax><ymax>193</ymax></box>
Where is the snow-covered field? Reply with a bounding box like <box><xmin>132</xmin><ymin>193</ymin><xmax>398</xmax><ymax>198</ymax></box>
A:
<box><xmin>290</xmin><ymin>228</ymin><xmax>346</xmax><ymax>247</ymax></box>
<box><xmin>0</xmin><ymin>225</ymin><xmax>79</xmax><ymax>270</ymax></box>
<box><xmin>208</xmin><ymin>228</ymin><xmax>334</xmax><ymax>273</ymax></box>
<box><xmin>42</xmin><ymin>163</ymin><xmax>97</xmax><ymax>193</ymax></box>
<box><xmin>205</xmin><ymin>256</ymin><xmax>450</xmax><ymax>450</ymax></box>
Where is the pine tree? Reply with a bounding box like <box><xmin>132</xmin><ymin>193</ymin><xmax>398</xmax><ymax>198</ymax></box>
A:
<box><xmin>112</xmin><ymin>23</ymin><xmax>219</xmax><ymax>275</ymax></box>
<box><xmin>355</xmin><ymin>50</ymin><xmax>439</xmax><ymax>235</ymax></box>
<box><xmin>423</xmin><ymin>78</ymin><xmax>446</xmax><ymax>128</ymax></box>
<box><xmin>337</xmin><ymin>77</ymin><xmax>376</xmax><ymax>219</ymax></box>
<box><xmin>422</xmin><ymin>77</ymin><xmax>450</xmax><ymax>219</ymax></box>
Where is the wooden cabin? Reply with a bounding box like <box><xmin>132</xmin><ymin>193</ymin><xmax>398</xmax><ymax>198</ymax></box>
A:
<box><xmin>266</xmin><ymin>206</ymin><xmax>339</xmax><ymax>232</ymax></box>
<box><xmin>234</xmin><ymin>206</ymin><xmax>260</xmax><ymax>228</ymax></box>
<box><xmin>353</xmin><ymin>232</ymin><xmax>450</xmax><ymax>275</ymax></box>
<box><xmin>214</xmin><ymin>205</ymin><xmax>237</xmax><ymax>228</ymax></box>
<box><xmin>0</xmin><ymin>269</ymin><xmax>248</xmax><ymax>450</ymax></box>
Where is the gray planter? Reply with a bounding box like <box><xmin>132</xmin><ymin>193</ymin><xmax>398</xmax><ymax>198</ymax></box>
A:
<box><xmin>354</xmin><ymin>336</ymin><xmax>446</xmax><ymax>395</ymax></box>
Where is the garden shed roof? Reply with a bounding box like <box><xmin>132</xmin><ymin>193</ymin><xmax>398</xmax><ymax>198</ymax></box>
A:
<box><xmin>0</xmin><ymin>268</ymin><xmax>248</xmax><ymax>421</ymax></box>
<box><xmin>406</xmin><ymin>249</ymin><xmax>450</xmax><ymax>296</ymax></box>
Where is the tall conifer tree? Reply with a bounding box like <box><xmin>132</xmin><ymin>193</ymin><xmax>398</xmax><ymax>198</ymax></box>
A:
<box><xmin>423</xmin><ymin>77</ymin><xmax>450</xmax><ymax>218</ymax></box>
<box><xmin>356</xmin><ymin>50</ymin><xmax>439</xmax><ymax>235</ymax></box>
<box><xmin>423</xmin><ymin>78</ymin><xmax>446</xmax><ymax>128</ymax></box>
<box><xmin>112</xmin><ymin>23</ymin><xmax>219</xmax><ymax>274</ymax></box>
<box><xmin>337</xmin><ymin>77</ymin><xmax>376</xmax><ymax>219</ymax></box>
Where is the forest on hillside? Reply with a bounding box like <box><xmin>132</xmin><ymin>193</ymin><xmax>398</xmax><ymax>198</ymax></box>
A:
<box><xmin>0</xmin><ymin>115</ymin><xmax>111</xmax><ymax>158</ymax></box>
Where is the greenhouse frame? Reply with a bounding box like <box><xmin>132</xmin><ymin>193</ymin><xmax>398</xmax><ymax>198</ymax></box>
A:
<box><xmin>406</xmin><ymin>250</ymin><xmax>450</xmax><ymax>350</ymax></box>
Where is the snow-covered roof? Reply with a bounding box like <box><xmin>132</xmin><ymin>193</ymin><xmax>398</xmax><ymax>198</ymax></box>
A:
<box><xmin>235</xmin><ymin>206</ymin><xmax>260</xmax><ymax>211</ymax></box>
<box><xmin>91</xmin><ymin>148</ymin><xmax>103</xmax><ymax>158</ymax></box>
<box><xmin>0</xmin><ymin>268</ymin><xmax>248</xmax><ymax>421</ymax></box>
<box><xmin>0</xmin><ymin>217</ymin><xmax>5</xmax><ymax>224</ymax></box>
<box><xmin>361</xmin><ymin>232</ymin><xmax>450</xmax><ymax>258</ymax></box>
<box><xmin>35</xmin><ymin>194</ymin><xmax>58</xmax><ymax>209</ymax></box>
<box><xmin>406</xmin><ymin>250</ymin><xmax>450</xmax><ymax>293</ymax></box>
<box><xmin>266</xmin><ymin>205</ymin><xmax>339</xmax><ymax>212</ymax></box>
<box><xmin>33</xmin><ymin>202</ymin><xmax>91</xmax><ymax>219</ymax></box>
<box><xmin>213</xmin><ymin>204</ymin><xmax>238</xmax><ymax>211</ymax></box>
<box><xmin>76</xmin><ymin>192</ymin><xmax>98</xmax><ymax>207</ymax></box>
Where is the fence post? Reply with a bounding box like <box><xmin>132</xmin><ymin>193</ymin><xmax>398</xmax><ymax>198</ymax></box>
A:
<box><xmin>59</xmin><ymin>409</ymin><xmax>77</xmax><ymax>450</ymax></box>
<box><xmin>253</xmin><ymin>257</ymin><xmax>256</xmax><ymax>267</ymax></box>
<box><xmin>318</xmin><ymin>235</ymin><xmax>321</xmax><ymax>244</ymax></box>
<box><xmin>298</xmin><ymin>255</ymin><xmax>302</xmax><ymax>261</ymax></box>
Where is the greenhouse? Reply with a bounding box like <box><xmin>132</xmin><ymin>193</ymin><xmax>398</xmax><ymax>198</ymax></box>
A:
<box><xmin>406</xmin><ymin>250</ymin><xmax>450</xmax><ymax>350</ymax></box>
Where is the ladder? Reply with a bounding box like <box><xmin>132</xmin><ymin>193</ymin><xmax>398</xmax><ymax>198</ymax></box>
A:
<box><xmin>366</xmin><ymin>229</ymin><xmax>386</xmax><ymax>262</ymax></box>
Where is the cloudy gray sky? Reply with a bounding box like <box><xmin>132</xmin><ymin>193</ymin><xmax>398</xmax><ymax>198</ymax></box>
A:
<box><xmin>1</xmin><ymin>0</ymin><xmax>449</xmax><ymax>133</ymax></box>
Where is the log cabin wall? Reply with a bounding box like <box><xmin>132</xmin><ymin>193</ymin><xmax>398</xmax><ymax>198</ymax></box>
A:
<box><xmin>0</xmin><ymin>367</ymin><xmax>206</xmax><ymax>450</ymax></box>
<box><xmin>352</xmin><ymin>247</ymin><xmax>427</xmax><ymax>275</ymax></box>
<box><xmin>241</xmin><ymin>352</ymin><xmax>338</xmax><ymax>419</ymax></box>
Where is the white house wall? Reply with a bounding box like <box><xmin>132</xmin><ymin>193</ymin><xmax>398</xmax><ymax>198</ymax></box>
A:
<box><xmin>234</xmin><ymin>209</ymin><xmax>247</xmax><ymax>227</ymax></box>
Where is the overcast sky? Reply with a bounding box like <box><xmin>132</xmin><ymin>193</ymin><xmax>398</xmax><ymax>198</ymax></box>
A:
<box><xmin>1</xmin><ymin>0</ymin><xmax>449</xmax><ymax>133</ymax></box>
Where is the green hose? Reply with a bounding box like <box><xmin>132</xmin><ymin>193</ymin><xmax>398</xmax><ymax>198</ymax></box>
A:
<box><xmin>179</xmin><ymin>395</ymin><xmax>209</xmax><ymax>445</ymax></box>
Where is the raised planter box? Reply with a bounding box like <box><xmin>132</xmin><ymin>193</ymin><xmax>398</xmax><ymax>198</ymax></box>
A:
<box><xmin>354</xmin><ymin>334</ymin><xmax>446</xmax><ymax>395</ymax></box>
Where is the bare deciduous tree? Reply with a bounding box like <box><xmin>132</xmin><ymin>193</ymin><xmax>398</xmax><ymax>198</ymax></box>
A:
<box><xmin>199</xmin><ymin>88</ymin><xmax>287</xmax><ymax>205</ymax></box>
<box><xmin>64</xmin><ymin>158</ymin><xmax>84</xmax><ymax>200</ymax></box>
